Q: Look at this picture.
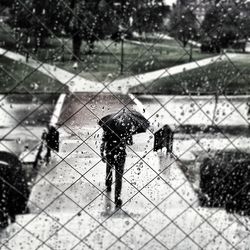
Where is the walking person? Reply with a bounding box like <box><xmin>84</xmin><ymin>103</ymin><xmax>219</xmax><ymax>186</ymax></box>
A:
<box><xmin>25</xmin><ymin>51</ymin><xmax>29</xmax><ymax>63</ymax></box>
<box><xmin>153</xmin><ymin>125</ymin><xmax>174</xmax><ymax>157</ymax></box>
<box><xmin>33</xmin><ymin>129</ymin><xmax>48</xmax><ymax>170</ymax></box>
<box><xmin>166</xmin><ymin>125</ymin><xmax>174</xmax><ymax>156</ymax></box>
<box><xmin>45</xmin><ymin>125</ymin><xmax>59</xmax><ymax>165</ymax></box>
<box><xmin>100</xmin><ymin>129</ymin><xmax>133</xmax><ymax>208</ymax></box>
<box><xmin>99</xmin><ymin>109</ymin><xmax>150</xmax><ymax>209</ymax></box>
<box><xmin>247</xmin><ymin>102</ymin><xmax>250</xmax><ymax>120</ymax></box>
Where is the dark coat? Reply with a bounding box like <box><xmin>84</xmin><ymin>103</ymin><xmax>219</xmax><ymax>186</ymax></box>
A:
<box><xmin>46</xmin><ymin>126</ymin><xmax>59</xmax><ymax>152</ymax></box>
<box><xmin>154</xmin><ymin>125</ymin><xmax>174</xmax><ymax>152</ymax></box>
<box><xmin>101</xmin><ymin>129</ymin><xmax>133</xmax><ymax>157</ymax></box>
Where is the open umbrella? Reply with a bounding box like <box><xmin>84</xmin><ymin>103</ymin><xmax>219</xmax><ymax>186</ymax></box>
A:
<box><xmin>98</xmin><ymin>109</ymin><xmax>150</xmax><ymax>136</ymax></box>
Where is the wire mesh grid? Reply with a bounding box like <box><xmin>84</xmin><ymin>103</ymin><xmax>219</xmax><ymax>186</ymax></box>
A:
<box><xmin>0</xmin><ymin>0</ymin><xmax>250</xmax><ymax>249</ymax></box>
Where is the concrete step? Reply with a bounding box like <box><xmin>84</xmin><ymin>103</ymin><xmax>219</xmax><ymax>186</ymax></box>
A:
<box><xmin>1</xmin><ymin>148</ymin><xmax>249</xmax><ymax>250</ymax></box>
<box><xmin>2</xmin><ymin>204</ymin><xmax>250</xmax><ymax>250</ymax></box>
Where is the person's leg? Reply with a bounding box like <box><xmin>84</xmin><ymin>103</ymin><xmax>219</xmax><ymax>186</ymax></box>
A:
<box><xmin>115</xmin><ymin>156</ymin><xmax>125</xmax><ymax>207</ymax></box>
<box><xmin>0</xmin><ymin>187</ymin><xmax>9</xmax><ymax>229</ymax></box>
<box><xmin>169</xmin><ymin>132</ymin><xmax>174</xmax><ymax>154</ymax></box>
<box><xmin>166</xmin><ymin>134</ymin><xmax>170</xmax><ymax>156</ymax></box>
<box><xmin>105</xmin><ymin>158</ymin><xmax>113</xmax><ymax>192</ymax></box>
<box><xmin>45</xmin><ymin>147</ymin><xmax>51</xmax><ymax>164</ymax></box>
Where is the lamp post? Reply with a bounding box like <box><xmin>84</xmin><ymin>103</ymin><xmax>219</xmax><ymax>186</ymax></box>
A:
<box><xmin>61</xmin><ymin>30</ymin><xmax>66</xmax><ymax>62</ymax></box>
<box><xmin>189</xmin><ymin>42</ymin><xmax>193</xmax><ymax>62</ymax></box>
<box><xmin>120</xmin><ymin>32</ymin><xmax>124</xmax><ymax>75</ymax></box>
<box><xmin>119</xmin><ymin>0</ymin><xmax>125</xmax><ymax>75</ymax></box>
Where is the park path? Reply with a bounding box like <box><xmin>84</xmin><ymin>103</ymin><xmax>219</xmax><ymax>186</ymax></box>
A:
<box><xmin>0</xmin><ymin>47</ymin><xmax>236</xmax><ymax>94</ymax></box>
<box><xmin>2</xmin><ymin>93</ymin><xmax>250</xmax><ymax>250</ymax></box>
<box><xmin>131</xmin><ymin>94</ymin><xmax>250</xmax><ymax>130</ymax></box>
<box><xmin>0</xmin><ymin>48</ymin><xmax>103</xmax><ymax>93</ymax></box>
<box><xmin>125</xmin><ymin>38</ymin><xmax>201</xmax><ymax>49</ymax></box>
<box><xmin>0</xmin><ymin>47</ymin><xmax>249</xmax><ymax>249</ymax></box>
<box><xmin>0</xmin><ymin>93</ymin><xmax>199</xmax><ymax>250</ymax></box>
<box><xmin>1</xmin><ymin>92</ymin><xmax>250</xmax><ymax>249</ymax></box>
<box><xmin>109</xmin><ymin>53</ymin><xmax>236</xmax><ymax>94</ymax></box>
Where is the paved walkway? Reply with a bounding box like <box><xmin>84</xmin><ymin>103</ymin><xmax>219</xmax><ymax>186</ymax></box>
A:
<box><xmin>2</xmin><ymin>130</ymin><xmax>250</xmax><ymax>249</ymax></box>
<box><xmin>109</xmin><ymin>54</ymin><xmax>236</xmax><ymax>94</ymax></box>
<box><xmin>0</xmin><ymin>93</ymin><xmax>198</xmax><ymax>249</ymax></box>
<box><xmin>0</xmin><ymin>48</ymin><xmax>103</xmax><ymax>93</ymax></box>
<box><xmin>0</xmin><ymin>47</ymin><xmax>236</xmax><ymax>94</ymax></box>
<box><xmin>0</xmin><ymin>48</ymin><xmax>249</xmax><ymax>249</ymax></box>
<box><xmin>133</xmin><ymin>95</ymin><xmax>250</xmax><ymax>130</ymax></box>
<box><xmin>1</xmin><ymin>93</ymin><xmax>250</xmax><ymax>249</ymax></box>
<box><xmin>125</xmin><ymin>38</ymin><xmax>201</xmax><ymax>49</ymax></box>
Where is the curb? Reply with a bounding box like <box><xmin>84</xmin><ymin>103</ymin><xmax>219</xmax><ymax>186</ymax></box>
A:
<box><xmin>50</xmin><ymin>93</ymin><xmax>67</xmax><ymax>127</ymax></box>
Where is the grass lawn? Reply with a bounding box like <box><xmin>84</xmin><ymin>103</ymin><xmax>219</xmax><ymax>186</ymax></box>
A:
<box><xmin>45</xmin><ymin>38</ymin><xmax>215</xmax><ymax>82</ymax></box>
<box><xmin>0</xmin><ymin>23</ymin><xmax>16</xmax><ymax>49</ymax></box>
<box><xmin>130</xmin><ymin>54</ymin><xmax>250</xmax><ymax>95</ymax></box>
<box><xmin>0</xmin><ymin>24</ymin><xmax>215</xmax><ymax>82</ymax></box>
<box><xmin>0</xmin><ymin>56</ymin><xmax>67</xmax><ymax>94</ymax></box>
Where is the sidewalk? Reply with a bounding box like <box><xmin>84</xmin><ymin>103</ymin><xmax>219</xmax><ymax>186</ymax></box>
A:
<box><xmin>125</xmin><ymin>38</ymin><xmax>201</xmax><ymax>49</ymax></box>
<box><xmin>108</xmin><ymin>53</ymin><xmax>236</xmax><ymax>94</ymax></box>
<box><xmin>0</xmin><ymin>102</ymin><xmax>197</xmax><ymax>250</ymax></box>
<box><xmin>133</xmin><ymin>94</ymin><xmax>250</xmax><ymax>130</ymax></box>
<box><xmin>0</xmin><ymin>48</ymin><xmax>103</xmax><ymax>93</ymax></box>
<box><xmin>2</xmin><ymin>131</ymin><xmax>250</xmax><ymax>249</ymax></box>
<box><xmin>0</xmin><ymin>47</ymin><xmax>236</xmax><ymax>94</ymax></box>
<box><xmin>1</xmin><ymin>48</ymin><xmax>250</xmax><ymax>249</ymax></box>
<box><xmin>2</xmin><ymin>92</ymin><xmax>250</xmax><ymax>249</ymax></box>
<box><xmin>132</xmin><ymin>33</ymin><xmax>201</xmax><ymax>47</ymax></box>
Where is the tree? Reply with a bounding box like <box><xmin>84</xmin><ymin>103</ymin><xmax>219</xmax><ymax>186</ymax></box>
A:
<box><xmin>131</xmin><ymin>0</ymin><xmax>167</xmax><ymax>34</ymax></box>
<box><xmin>1</xmin><ymin>0</ymin><xmax>14</xmax><ymax>7</ymax></box>
<box><xmin>106</xmin><ymin>0</ymin><xmax>167</xmax><ymax>74</ymax></box>
<box><xmin>7</xmin><ymin>0</ymin><xmax>66</xmax><ymax>52</ymax></box>
<box><xmin>168</xmin><ymin>3</ymin><xmax>198</xmax><ymax>47</ymax></box>
<box><xmin>201</xmin><ymin>0</ymin><xmax>250</xmax><ymax>52</ymax></box>
<box><xmin>7</xmin><ymin>0</ymin><xmax>167</xmax><ymax>60</ymax></box>
<box><xmin>64</xmin><ymin>0</ymin><xmax>114</xmax><ymax>60</ymax></box>
<box><xmin>65</xmin><ymin>0</ymin><xmax>167</xmax><ymax>60</ymax></box>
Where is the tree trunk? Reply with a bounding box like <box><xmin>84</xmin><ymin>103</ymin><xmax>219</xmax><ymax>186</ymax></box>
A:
<box><xmin>72</xmin><ymin>34</ymin><xmax>82</xmax><ymax>61</ymax></box>
<box><xmin>34</xmin><ymin>30</ymin><xmax>46</xmax><ymax>53</ymax></box>
<box><xmin>189</xmin><ymin>43</ymin><xmax>193</xmax><ymax>62</ymax></box>
<box><xmin>86</xmin><ymin>39</ymin><xmax>95</xmax><ymax>55</ymax></box>
<box><xmin>183</xmin><ymin>40</ymin><xmax>188</xmax><ymax>48</ymax></box>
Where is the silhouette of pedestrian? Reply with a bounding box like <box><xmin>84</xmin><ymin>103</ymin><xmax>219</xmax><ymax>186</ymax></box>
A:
<box><xmin>247</xmin><ymin>102</ymin><xmax>250</xmax><ymax>120</ymax></box>
<box><xmin>25</xmin><ymin>51</ymin><xmax>29</xmax><ymax>63</ymax></box>
<box><xmin>33</xmin><ymin>129</ymin><xmax>48</xmax><ymax>170</ymax></box>
<box><xmin>154</xmin><ymin>125</ymin><xmax>174</xmax><ymax>156</ymax></box>
<box><xmin>45</xmin><ymin>125</ymin><xmax>59</xmax><ymax>164</ymax></box>
<box><xmin>100</xmin><ymin>129</ymin><xmax>133</xmax><ymax>208</ymax></box>
<box><xmin>99</xmin><ymin>109</ymin><xmax>149</xmax><ymax>209</ymax></box>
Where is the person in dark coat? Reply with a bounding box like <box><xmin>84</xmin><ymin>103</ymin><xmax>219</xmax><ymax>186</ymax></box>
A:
<box><xmin>0</xmin><ymin>151</ymin><xmax>29</xmax><ymax>229</ymax></box>
<box><xmin>45</xmin><ymin>125</ymin><xmax>59</xmax><ymax>164</ymax></box>
<box><xmin>100</xmin><ymin>129</ymin><xmax>133</xmax><ymax>208</ymax></box>
<box><xmin>247</xmin><ymin>102</ymin><xmax>250</xmax><ymax>120</ymax></box>
<box><xmin>154</xmin><ymin>125</ymin><xmax>174</xmax><ymax>156</ymax></box>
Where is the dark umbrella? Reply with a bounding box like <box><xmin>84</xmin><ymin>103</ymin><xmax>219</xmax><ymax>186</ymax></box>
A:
<box><xmin>98</xmin><ymin>109</ymin><xmax>150</xmax><ymax>135</ymax></box>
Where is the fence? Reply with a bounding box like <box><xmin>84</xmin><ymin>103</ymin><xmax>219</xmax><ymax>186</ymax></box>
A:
<box><xmin>0</xmin><ymin>0</ymin><xmax>250</xmax><ymax>249</ymax></box>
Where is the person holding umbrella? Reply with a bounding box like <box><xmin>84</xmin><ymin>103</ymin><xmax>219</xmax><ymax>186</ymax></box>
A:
<box><xmin>99</xmin><ymin>109</ymin><xmax>149</xmax><ymax>209</ymax></box>
<box><xmin>44</xmin><ymin>125</ymin><xmax>59</xmax><ymax>165</ymax></box>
